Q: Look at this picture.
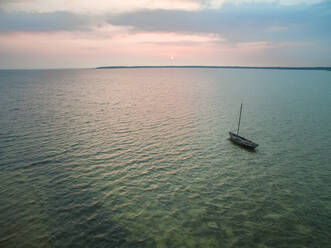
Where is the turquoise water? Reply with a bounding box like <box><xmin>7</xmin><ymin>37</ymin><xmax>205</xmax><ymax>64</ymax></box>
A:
<box><xmin>0</xmin><ymin>69</ymin><xmax>330</xmax><ymax>248</ymax></box>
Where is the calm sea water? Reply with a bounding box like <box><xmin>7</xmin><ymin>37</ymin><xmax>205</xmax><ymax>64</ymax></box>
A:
<box><xmin>0</xmin><ymin>68</ymin><xmax>330</xmax><ymax>248</ymax></box>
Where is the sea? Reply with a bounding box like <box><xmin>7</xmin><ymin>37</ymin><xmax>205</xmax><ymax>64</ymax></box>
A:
<box><xmin>0</xmin><ymin>68</ymin><xmax>330</xmax><ymax>248</ymax></box>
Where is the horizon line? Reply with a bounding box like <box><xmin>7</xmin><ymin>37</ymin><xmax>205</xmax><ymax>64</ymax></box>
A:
<box><xmin>1</xmin><ymin>65</ymin><xmax>330</xmax><ymax>71</ymax></box>
<box><xmin>96</xmin><ymin>65</ymin><xmax>331</xmax><ymax>71</ymax></box>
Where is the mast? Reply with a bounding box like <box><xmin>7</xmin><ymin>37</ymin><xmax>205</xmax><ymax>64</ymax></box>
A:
<box><xmin>237</xmin><ymin>102</ymin><xmax>243</xmax><ymax>135</ymax></box>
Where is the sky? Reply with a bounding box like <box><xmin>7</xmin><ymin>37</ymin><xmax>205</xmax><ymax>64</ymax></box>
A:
<box><xmin>0</xmin><ymin>0</ymin><xmax>330</xmax><ymax>69</ymax></box>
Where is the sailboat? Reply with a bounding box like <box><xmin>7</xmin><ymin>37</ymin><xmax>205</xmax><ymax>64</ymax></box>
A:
<box><xmin>229</xmin><ymin>103</ymin><xmax>258</xmax><ymax>149</ymax></box>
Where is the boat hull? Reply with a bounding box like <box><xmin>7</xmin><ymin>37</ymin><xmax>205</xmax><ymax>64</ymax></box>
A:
<box><xmin>229</xmin><ymin>132</ymin><xmax>258</xmax><ymax>149</ymax></box>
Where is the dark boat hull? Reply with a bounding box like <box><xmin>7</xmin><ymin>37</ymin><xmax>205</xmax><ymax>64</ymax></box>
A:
<box><xmin>229</xmin><ymin>132</ymin><xmax>258</xmax><ymax>149</ymax></box>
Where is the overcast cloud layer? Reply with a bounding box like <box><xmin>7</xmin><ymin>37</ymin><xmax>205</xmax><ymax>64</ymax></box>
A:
<box><xmin>0</xmin><ymin>0</ymin><xmax>330</xmax><ymax>68</ymax></box>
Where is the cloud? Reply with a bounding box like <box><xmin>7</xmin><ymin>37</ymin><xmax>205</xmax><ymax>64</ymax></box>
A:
<box><xmin>0</xmin><ymin>30</ymin><xmax>289</xmax><ymax>69</ymax></box>
<box><xmin>1</xmin><ymin>0</ymin><xmax>328</xmax><ymax>14</ymax></box>
<box><xmin>0</xmin><ymin>0</ymin><xmax>201</xmax><ymax>14</ymax></box>
<box><xmin>0</xmin><ymin>11</ymin><xmax>92</xmax><ymax>32</ymax></box>
<box><xmin>0</xmin><ymin>0</ymin><xmax>330</xmax><ymax>68</ymax></box>
<box><xmin>1</xmin><ymin>1</ymin><xmax>329</xmax><ymax>44</ymax></box>
<box><xmin>107</xmin><ymin>1</ymin><xmax>331</xmax><ymax>43</ymax></box>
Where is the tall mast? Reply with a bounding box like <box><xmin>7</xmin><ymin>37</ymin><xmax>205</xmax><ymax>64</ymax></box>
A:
<box><xmin>237</xmin><ymin>102</ymin><xmax>243</xmax><ymax>135</ymax></box>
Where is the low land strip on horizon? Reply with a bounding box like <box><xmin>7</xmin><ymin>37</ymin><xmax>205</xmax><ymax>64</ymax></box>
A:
<box><xmin>96</xmin><ymin>66</ymin><xmax>331</xmax><ymax>71</ymax></box>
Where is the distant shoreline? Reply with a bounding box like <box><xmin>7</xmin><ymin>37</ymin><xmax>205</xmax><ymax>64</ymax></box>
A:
<box><xmin>96</xmin><ymin>66</ymin><xmax>331</xmax><ymax>71</ymax></box>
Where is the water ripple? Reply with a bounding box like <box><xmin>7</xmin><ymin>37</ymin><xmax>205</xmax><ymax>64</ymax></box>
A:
<box><xmin>1</xmin><ymin>69</ymin><xmax>330</xmax><ymax>248</ymax></box>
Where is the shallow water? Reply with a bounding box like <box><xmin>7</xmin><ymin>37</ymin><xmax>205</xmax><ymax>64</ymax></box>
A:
<box><xmin>0</xmin><ymin>68</ymin><xmax>330</xmax><ymax>247</ymax></box>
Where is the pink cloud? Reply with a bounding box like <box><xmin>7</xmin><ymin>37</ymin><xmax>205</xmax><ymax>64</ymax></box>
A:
<box><xmin>0</xmin><ymin>29</ymin><xmax>306</xmax><ymax>68</ymax></box>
